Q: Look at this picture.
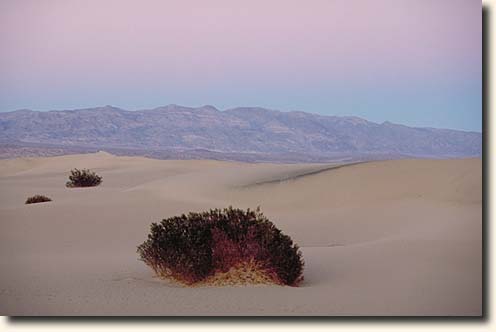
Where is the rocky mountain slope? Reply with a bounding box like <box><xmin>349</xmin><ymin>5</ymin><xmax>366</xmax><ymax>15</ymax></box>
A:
<box><xmin>0</xmin><ymin>105</ymin><xmax>482</xmax><ymax>161</ymax></box>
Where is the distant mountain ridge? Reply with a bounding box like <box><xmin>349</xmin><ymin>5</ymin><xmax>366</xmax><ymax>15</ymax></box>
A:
<box><xmin>0</xmin><ymin>105</ymin><xmax>482</xmax><ymax>161</ymax></box>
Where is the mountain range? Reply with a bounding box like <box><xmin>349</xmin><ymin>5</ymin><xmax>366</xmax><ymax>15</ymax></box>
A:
<box><xmin>0</xmin><ymin>105</ymin><xmax>482</xmax><ymax>162</ymax></box>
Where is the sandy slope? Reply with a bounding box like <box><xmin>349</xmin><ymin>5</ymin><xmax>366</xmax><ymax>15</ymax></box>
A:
<box><xmin>0</xmin><ymin>152</ymin><xmax>482</xmax><ymax>315</ymax></box>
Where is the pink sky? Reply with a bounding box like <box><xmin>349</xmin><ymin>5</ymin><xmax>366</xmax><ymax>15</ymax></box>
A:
<box><xmin>0</xmin><ymin>0</ymin><xmax>482</xmax><ymax>131</ymax></box>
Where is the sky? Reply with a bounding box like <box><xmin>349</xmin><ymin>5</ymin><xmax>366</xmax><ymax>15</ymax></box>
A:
<box><xmin>0</xmin><ymin>0</ymin><xmax>482</xmax><ymax>131</ymax></box>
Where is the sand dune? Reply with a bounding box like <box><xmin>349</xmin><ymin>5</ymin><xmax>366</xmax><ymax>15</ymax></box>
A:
<box><xmin>0</xmin><ymin>153</ymin><xmax>482</xmax><ymax>315</ymax></box>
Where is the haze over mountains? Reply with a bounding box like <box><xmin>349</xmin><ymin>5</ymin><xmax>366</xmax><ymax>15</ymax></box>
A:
<box><xmin>0</xmin><ymin>105</ymin><xmax>482</xmax><ymax>162</ymax></box>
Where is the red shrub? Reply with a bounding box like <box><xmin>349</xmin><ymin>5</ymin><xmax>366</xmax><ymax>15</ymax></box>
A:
<box><xmin>137</xmin><ymin>207</ymin><xmax>304</xmax><ymax>286</ymax></box>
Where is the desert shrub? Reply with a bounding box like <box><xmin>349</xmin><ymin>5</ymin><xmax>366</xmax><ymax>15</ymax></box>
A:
<box><xmin>137</xmin><ymin>207</ymin><xmax>304</xmax><ymax>286</ymax></box>
<box><xmin>25</xmin><ymin>194</ymin><xmax>52</xmax><ymax>204</ymax></box>
<box><xmin>66</xmin><ymin>168</ymin><xmax>102</xmax><ymax>187</ymax></box>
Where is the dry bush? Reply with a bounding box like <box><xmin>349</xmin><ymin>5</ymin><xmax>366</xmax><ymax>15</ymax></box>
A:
<box><xmin>25</xmin><ymin>194</ymin><xmax>52</xmax><ymax>204</ymax></box>
<box><xmin>66</xmin><ymin>168</ymin><xmax>102</xmax><ymax>187</ymax></box>
<box><xmin>137</xmin><ymin>207</ymin><xmax>304</xmax><ymax>286</ymax></box>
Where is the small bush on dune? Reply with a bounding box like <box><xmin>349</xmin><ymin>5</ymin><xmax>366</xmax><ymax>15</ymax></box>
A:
<box><xmin>66</xmin><ymin>168</ymin><xmax>102</xmax><ymax>188</ymax></box>
<box><xmin>137</xmin><ymin>207</ymin><xmax>304</xmax><ymax>287</ymax></box>
<box><xmin>25</xmin><ymin>195</ymin><xmax>52</xmax><ymax>204</ymax></box>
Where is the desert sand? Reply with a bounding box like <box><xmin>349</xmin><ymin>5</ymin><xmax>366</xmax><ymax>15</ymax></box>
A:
<box><xmin>0</xmin><ymin>152</ymin><xmax>482</xmax><ymax>315</ymax></box>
